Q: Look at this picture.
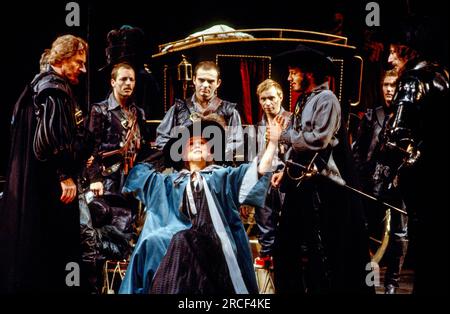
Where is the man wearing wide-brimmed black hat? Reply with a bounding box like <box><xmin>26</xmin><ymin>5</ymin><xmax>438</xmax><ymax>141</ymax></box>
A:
<box><xmin>380</xmin><ymin>16</ymin><xmax>449</xmax><ymax>295</ymax></box>
<box><xmin>271</xmin><ymin>44</ymin><xmax>373</xmax><ymax>294</ymax></box>
<box><xmin>118</xmin><ymin>117</ymin><xmax>283</xmax><ymax>294</ymax></box>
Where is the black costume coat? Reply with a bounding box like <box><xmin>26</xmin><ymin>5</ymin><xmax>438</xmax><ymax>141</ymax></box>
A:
<box><xmin>0</xmin><ymin>70</ymin><xmax>92</xmax><ymax>293</ymax></box>
<box><xmin>384</xmin><ymin>60</ymin><xmax>449</xmax><ymax>293</ymax></box>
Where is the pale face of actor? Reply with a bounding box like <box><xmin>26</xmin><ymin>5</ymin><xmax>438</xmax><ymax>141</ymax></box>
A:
<box><xmin>259</xmin><ymin>86</ymin><xmax>283</xmax><ymax>118</ymax></box>
<box><xmin>193</xmin><ymin>67</ymin><xmax>221</xmax><ymax>104</ymax></box>
<box><xmin>111</xmin><ymin>67</ymin><xmax>136</xmax><ymax>100</ymax></box>
<box><xmin>184</xmin><ymin>136</ymin><xmax>212</xmax><ymax>163</ymax></box>
<box><xmin>382</xmin><ymin>74</ymin><xmax>398</xmax><ymax>107</ymax></box>
<box><xmin>60</xmin><ymin>51</ymin><xmax>87</xmax><ymax>85</ymax></box>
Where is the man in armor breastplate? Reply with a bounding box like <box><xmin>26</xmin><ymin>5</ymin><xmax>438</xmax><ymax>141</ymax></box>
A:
<box><xmin>381</xmin><ymin>21</ymin><xmax>449</xmax><ymax>294</ymax></box>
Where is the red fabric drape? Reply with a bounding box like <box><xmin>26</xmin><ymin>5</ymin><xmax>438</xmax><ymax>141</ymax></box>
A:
<box><xmin>290</xmin><ymin>91</ymin><xmax>301</xmax><ymax>111</ymax></box>
<box><xmin>239</xmin><ymin>59</ymin><xmax>266</xmax><ymax>125</ymax></box>
<box><xmin>328</xmin><ymin>75</ymin><xmax>335</xmax><ymax>93</ymax></box>
<box><xmin>240</xmin><ymin>59</ymin><xmax>254</xmax><ymax>125</ymax></box>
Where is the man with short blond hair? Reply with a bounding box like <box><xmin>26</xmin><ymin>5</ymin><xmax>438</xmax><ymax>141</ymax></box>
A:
<box><xmin>253</xmin><ymin>79</ymin><xmax>291</xmax><ymax>268</ymax></box>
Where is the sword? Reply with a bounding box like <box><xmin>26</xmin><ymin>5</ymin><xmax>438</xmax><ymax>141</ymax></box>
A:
<box><xmin>285</xmin><ymin>160</ymin><xmax>407</xmax><ymax>215</ymax></box>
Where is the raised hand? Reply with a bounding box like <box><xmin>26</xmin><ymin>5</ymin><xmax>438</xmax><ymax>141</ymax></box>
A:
<box><xmin>266</xmin><ymin>115</ymin><xmax>285</xmax><ymax>144</ymax></box>
<box><xmin>274</xmin><ymin>115</ymin><xmax>287</xmax><ymax>129</ymax></box>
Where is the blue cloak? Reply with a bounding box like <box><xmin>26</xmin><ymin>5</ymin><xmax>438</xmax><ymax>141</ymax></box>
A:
<box><xmin>119</xmin><ymin>161</ymin><xmax>270</xmax><ymax>294</ymax></box>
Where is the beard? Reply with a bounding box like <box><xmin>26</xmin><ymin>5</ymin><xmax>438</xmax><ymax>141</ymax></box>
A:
<box><xmin>67</xmin><ymin>75</ymin><xmax>79</xmax><ymax>85</ymax></box>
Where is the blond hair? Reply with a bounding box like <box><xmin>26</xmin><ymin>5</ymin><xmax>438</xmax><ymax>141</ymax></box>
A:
<box><xmin>40</xmin><ymin>34</ymin><xmax>88</xmax><ymax>70</ymax></box>
<box><xmin>383</xmin><ymin>69</ymin><xmax>398</xmax><ymax>80</ymax></box>
<box><xmin>256</xmin><ymin>79</ymin><xmax>283</xmax><ymax>98</ymax></box>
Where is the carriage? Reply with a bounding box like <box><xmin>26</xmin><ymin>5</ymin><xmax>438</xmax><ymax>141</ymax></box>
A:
<box><xmin>147</xmin><ymin>27</ymin><xmax>363</xmax><ymax>127</ymax></box>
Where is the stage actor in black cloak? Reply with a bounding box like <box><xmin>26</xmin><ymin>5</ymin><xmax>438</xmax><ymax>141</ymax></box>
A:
<box><xmin>0</xmin><ymin>34</ymin><xmax>92</xmax><ymax>293</ymax></box>
<box><xmin>381</xmin><ymin>17</ymin><xmax>449</xmax><ymax>294</ymax></box>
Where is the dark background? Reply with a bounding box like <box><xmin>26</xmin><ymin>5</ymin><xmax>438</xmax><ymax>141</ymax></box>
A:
<box><xmin>1</xmin><ymin>0</ymin><xmax>447</xmax><ymax>175</ymax></box>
